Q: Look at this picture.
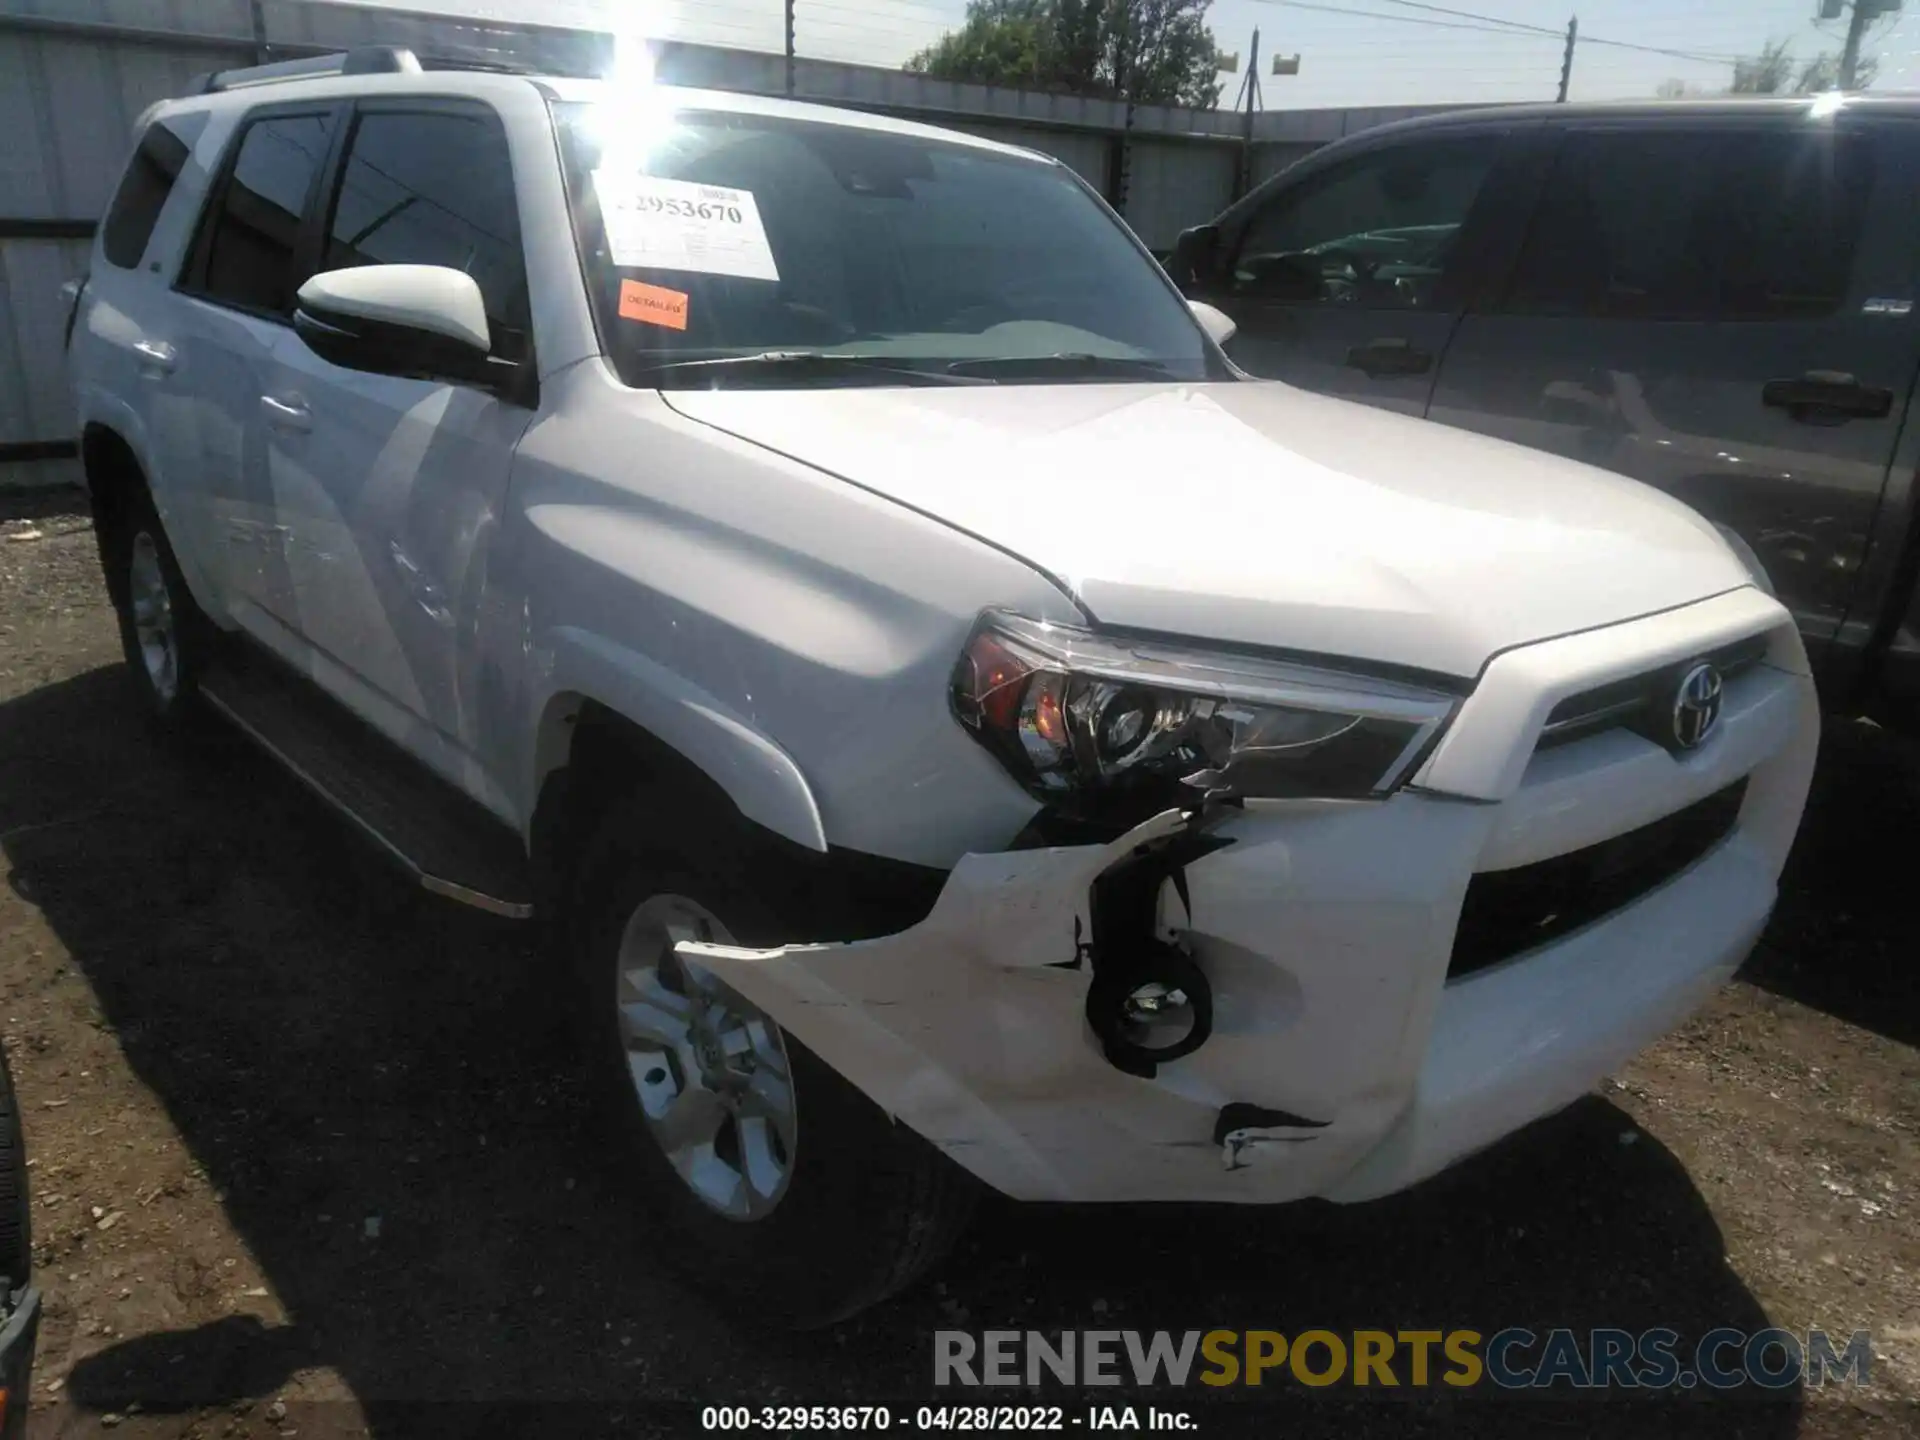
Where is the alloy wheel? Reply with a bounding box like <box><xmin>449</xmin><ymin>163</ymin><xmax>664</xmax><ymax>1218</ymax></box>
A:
<box><xmin>615</xmin><ymin>894</ymin><xmax>797</xmax><ymax>1220</ymax></box>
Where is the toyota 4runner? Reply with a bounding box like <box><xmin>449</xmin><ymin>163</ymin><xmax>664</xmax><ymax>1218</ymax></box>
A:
<box><xmin>66</xmin><ymin>47</ymin><xmax>1817</xmax><ymax>1327</ymax></box>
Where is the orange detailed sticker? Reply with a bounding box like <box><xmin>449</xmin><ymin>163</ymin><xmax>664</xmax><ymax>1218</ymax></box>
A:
<box><xmin>618</xmin><ymin>279</ymin><xmax>689</xmax><ymax>330</ymax></box>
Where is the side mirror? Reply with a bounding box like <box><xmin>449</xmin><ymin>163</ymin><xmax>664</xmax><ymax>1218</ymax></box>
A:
<box><xmin>1188</xmin><ymin>299</ymin><xmax>1237</xmax><ymax>348</ymax></box>
<box><xmin>1169</xmin><ymin>223</ymin><xmax>1222</xmax><ymax>288</ymax></box>
<box><xmin>294</xmin><ymin>265</ymin><xmax>499</xmax><ymax>388</ymax></box>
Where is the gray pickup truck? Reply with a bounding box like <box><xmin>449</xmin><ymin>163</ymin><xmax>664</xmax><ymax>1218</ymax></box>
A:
<box><xmin>1174</xmin><ymin>96</ymin><xmax>1920</xmax><ymax>729</ymax></box>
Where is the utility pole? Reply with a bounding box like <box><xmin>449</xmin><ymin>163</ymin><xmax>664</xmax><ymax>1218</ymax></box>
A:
<box><xmin>1234</xmin><ymin>28</ymin><xmax>1263</xmax><ymax>200</ymax></box>
<box><xmin>1839</xmin><ymin>0</ymin><xmax>1871</xmax><ymax>88</ymax></box>
<box><xmin>1556</xmin><ymin>15</ymin><xmax>1577</xmax><ymax>102</ymax></box>
<box><xmin>1233</xmin><ymin>28</ymin><xmax>1264</xmax><ymax>121</ymax></box>
<box><xmin>784</xmin><ymin>0</ymin><xmax>796</xmax><ymax>96</ymax></box>
<box><xmin>1830</xmin><ymin>0</ymin><xmax>1898</xmax><ymax>89</ymax></box>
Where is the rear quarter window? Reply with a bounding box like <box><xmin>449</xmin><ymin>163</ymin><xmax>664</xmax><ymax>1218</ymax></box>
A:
<box><xmin>101</xmin><ymin>112</ymin><xmax>209</xmax><ymax>270</ymax></box>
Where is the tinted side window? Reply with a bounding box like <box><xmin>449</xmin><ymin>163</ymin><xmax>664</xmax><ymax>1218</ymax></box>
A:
<box><xmin>198</xmin><ymin>112</ymin><xmax>334</xmax><ymax>316</ymax></box>
<box><xmin>1232</xmin><ymin>140</ymin><xmax>1495</xmax><ymax>310</ymax></box>
<box><xmin>1505</xmin><ymin>131</ymin><xmax>1720</xmax><ymax>320</ymax></box>
<box><xmin>1504</xmin><ymin>128</ymin><xmax>1873</xmax><ymax>323</ymax></box>
<box><xmin>323</xmin><ymin>109</ymin><xmax>528</xmax><ymax>360</ymax></box>
<box><xmin>1716</xmin><ymin>133</ymin><xmax>1872</xmax><ymax>321</ymax></box>
<box><xmin>102</xmin><ymin>112</ymin><xmax>208</xmax><ymax>269</ymax></box>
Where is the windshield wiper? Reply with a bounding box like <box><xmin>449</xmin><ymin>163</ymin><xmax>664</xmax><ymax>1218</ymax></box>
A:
<box><xmin>944</xmin><ymin>353</ymin><xmax>1178</xmax><ymax>380</ymax></box>
<box><xmin>633</xmin><ymin>350</ymin><xmax>992</xmax><ymax>386</ymax></box>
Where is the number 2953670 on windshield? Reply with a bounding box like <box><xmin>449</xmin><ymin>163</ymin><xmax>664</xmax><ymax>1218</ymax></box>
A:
<box><xmin>638</xmin><ymin>195</ymin><xmax>743</xmax><ymax>223</ymax></box>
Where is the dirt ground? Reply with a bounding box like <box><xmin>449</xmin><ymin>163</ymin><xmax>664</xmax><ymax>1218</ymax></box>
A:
<box><xmin>0</xmin><ymin>485</ymin><xmax>1916</xmax><ymax>1439</ymax></box>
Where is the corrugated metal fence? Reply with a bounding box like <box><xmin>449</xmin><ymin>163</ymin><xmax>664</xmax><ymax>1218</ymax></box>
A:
<box><xmin>0</xmin><ymin>0</ymin><xmax>1462</xmax><ymax>487</ymax></box>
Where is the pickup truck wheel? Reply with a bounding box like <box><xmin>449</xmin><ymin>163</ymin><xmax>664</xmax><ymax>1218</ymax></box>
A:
<box><xmin>110</xmin><ymin>491</ymin><xmax>205</xmax><ymax>729</ymax></box>
<box><xmin>572</xmin><ymin>826</ymin><xmax>975</xmax><ymax>1328</ymax></box>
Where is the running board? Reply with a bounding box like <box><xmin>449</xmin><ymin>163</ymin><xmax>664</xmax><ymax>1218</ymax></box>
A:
<box><xmin>198</xmin><ymin>653</ymin><xmax>535</xmax><ymax>919</ymax></box>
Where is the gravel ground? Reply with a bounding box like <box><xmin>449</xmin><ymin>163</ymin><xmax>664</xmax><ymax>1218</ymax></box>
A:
<box><xmin>1</xmin><ymin>487</ymin><xmax>1915</xmax><ymax>1439</ymax></box>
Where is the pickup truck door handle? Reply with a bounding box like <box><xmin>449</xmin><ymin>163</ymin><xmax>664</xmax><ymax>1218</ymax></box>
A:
<box><xmin>1762</xmin><ymin>371</ymin><xmax>1893</xmax><ymax>422</ymax></box>
<box><xmin>132</xmin><ymin>339</ymin><xmax>176</xmax><ymax>376</ymax></box>
<box><xmin>259</xmin><ymin>393</ymin><xmax>312</xmax><ymax>433</ymax></box>
<box><xmin>1345</xmin><ymin>338</ymin><xmax>1433</xmax><ymax>379</ymax></box>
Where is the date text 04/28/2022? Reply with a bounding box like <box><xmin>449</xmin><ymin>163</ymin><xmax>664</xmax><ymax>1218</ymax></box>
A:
<box><xmin>700</xmin><ymin>1405</ymin><xmax>1194</xmax><ymax>1431</ymax></box>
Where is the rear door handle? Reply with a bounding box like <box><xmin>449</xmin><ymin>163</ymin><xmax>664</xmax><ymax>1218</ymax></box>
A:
<box><xmin>259</xmin><ymin>393</ymin><xmax>312</xmax><ymax>433</ymax></box>
<box><xmin>1762</xmin><ymin>371</ymin><xmax>1893</xmax><ymax>422</ymax></box>
<box><xmin>1345</xmin><ymin>338</ymin><xmax>1433</xmax><ymax>379</ymax></box>
<box><xmin>132</xmin><ymin>339</ymin><xmax>176</xmax><ymax>376</ymax></box>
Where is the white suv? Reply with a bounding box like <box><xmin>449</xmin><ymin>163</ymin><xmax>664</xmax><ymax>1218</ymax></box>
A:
<box><xmin>68</xmin><ymin>47</ymin><xmax>1816</xmax><ymax>1327</ymax></box>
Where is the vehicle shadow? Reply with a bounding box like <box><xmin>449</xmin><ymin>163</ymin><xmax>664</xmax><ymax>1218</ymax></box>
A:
<box><xmin>1741</xmin><ymin>715</ymin><xmax>1920</xmax><ymax>1049</ymax></box>
<box><xmin>4</xmin><ymin>665</ymin><xmax>1799</xmax><ymax>1438</ymax></box>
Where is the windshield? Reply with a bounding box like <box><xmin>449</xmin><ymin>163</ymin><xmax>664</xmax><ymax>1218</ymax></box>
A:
<box><xmin>553</xmin><ymin>100</ymin><xmax>1228</xmax><ymax>388</ymax></box>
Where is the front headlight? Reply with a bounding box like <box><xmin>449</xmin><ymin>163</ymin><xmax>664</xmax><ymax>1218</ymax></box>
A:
<box><xmin>949</xmin><ymin>612</ymin><xmax>1458</xmax><ymax>823</ymax></box>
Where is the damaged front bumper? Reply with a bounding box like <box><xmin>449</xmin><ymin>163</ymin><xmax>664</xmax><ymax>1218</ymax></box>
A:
<box><xmin>682</xmin><ymin>793</ymin><xmax>1770</xmax><ymax>1204</ymax></box>
<box><xmin>684</xmin><ymin>596</ymin><xmax>1818</xmax><ymax>1206</ymax></box>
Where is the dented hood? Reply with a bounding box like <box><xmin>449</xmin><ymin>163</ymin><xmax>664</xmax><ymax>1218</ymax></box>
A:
<box><xmin>663</xmin><ymin>381</ymin><xmax>1749</xmax><ymax>678</ymax></box>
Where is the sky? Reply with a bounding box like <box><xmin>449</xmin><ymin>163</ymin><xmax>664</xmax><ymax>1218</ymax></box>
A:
<box><xmin>346</xmin><ymin>0</ymin><xmax>1920</xmax><ymax>107</ymax></box>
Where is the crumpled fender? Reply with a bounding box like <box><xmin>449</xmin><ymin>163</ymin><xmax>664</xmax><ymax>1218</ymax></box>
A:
<box><xmin>677</xmin><ymin>809</ymin><xmax>1191</xmax><ymax>1198</ymax></box>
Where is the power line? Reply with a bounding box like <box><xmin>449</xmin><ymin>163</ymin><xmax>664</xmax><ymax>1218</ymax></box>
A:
<box><xmin>1248</xmin><ymin>0</ymin><xmax>1741</xmax><ymax>66</ymax></box>
<box><xmin>1578</xmin><ymin>34</ymin><xmax>1739</xmax><ymax>64</ymax></box>
<box><xmin>1256</xmin><ymin>1</ymin><xmax>1558</xmax><ymax>40</ymax></box>
<box><xmin>803</xmin><ymin>1</ymin><xmax>955</xmax><ymax>26</ymax></box>
<box><xmin>1356</xmin><ymin>0</ymin><xmax>1564</xmax><ymax>38</ymax></box>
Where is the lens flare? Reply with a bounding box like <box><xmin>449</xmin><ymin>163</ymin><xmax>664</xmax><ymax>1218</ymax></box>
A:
<box><xmin>590</xmin><ymin>1</ymin><xmax>684</xmax><ymax>177</ymax></box>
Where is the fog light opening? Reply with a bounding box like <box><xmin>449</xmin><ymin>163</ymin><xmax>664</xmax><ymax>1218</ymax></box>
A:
<box><xmin>1087</xmin><ymin>938</ymin><xmax>1213</xmax><ymax>1077</ymax></box>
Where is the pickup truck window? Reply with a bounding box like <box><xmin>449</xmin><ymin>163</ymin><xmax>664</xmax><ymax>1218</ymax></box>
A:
<box><xmin>101</xmin><ymin>112</ymin><xmax>208</xmax><ymax>270</ymax></box>
<box><xmin>1230</xmin><ymin>138</ymin><xmax>1494</xmax><ymax>310</ymax></box>
<box><xmin>322</xmin><ymin>109</ymin><xmax>531</xmax><ymax>362</ymax></box>
<box><xmin>196</xmin><ymin>111</ymin><xmax>334</xmax><ymax>317</ymax></box>
<box><xmin>553</xmin><ymin>101</ymin><xmax>1224</xmax><ymax>387</ymax></box>
<box><xmin>1504</xmin><ymin>128</ymin><xmax>1872</xmax><ymax>322</ymax></box>
<box><xmin>1717</xmin><ymin>132</ymin><xmax>1873</xmax><ymax>321</ymax></box>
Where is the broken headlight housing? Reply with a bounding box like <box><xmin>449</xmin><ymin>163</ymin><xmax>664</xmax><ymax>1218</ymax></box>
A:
<box><xmin>950</xmin><ymin>612</ymin><xmax>1457</xmax><ymax>822</ymax></box>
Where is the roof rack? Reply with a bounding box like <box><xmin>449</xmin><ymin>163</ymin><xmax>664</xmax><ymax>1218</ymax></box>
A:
<box><xmin>414</xmin><ymin>53</ymin><xmax>540</xmax><ymax>76</ymax></box>
<box><xmin>197</xmin><ymin>45</ymin><xmax>423</xmax><ymax>94</ymax></box>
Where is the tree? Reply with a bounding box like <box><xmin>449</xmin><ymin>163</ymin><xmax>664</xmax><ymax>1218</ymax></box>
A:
<box><xmin>1730</xmin><ymin>38</ymin><xmax>1794</xmax><ymax>93</ymax></box>
<box><xmin>1731</xmin><ymin>0</ymin><xmax>1895</xmax><ymax>94</ymax></box>
<box><xmin>907</xmin><ymin>0</ymin><xmax>1224</xmax><ymax>108</ymax></box>
<box><xmin>1797</xmin><ymin>49</ymin><xmax>1878</xmax><ymax>91</ymax></box>
<box><xmin>1729</xmin><ymin>35</ymin><xmax>1877</xmax><ymax>93</ymax></box>
<box><xmin>906</xmin><ymin>0</ymin><xmax>1051</xmax><ymax>93</ymax></box>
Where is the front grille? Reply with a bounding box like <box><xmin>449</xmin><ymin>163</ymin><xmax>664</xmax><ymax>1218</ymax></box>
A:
<box><xmin>1448</xmin><ymin>779</ymin><xmax>1747</xmax><ymax>980</ymax></box>
<box><xmin>1537</xmin><ymin>634</ymin><xmax>1771</xmax><ymax>751</ymax></box>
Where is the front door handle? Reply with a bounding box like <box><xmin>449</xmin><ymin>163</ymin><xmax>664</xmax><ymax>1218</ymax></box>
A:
<box><xmin>259</xmin><ymin>393</ymin><xmax>312</xmax><ymax>433</ymax></box>
<box><xmin>1345</xmin><ymin>338</ymin><xmax>1433</xmax><ymax>379</ymax></box>
<box><xmin>132</xmin><ymin>339</ymin><xmax>176</xmax><ymax>376</ymax></box>
<box><xmin>1762</xmin><ymin>371</ymin><xmax>1893</xmax><ymax>423</ymax></box>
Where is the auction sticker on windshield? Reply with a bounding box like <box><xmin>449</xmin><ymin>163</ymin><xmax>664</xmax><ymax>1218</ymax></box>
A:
<box><xmin>594</xmin><ymin>172</ymin><xmax>780</xmax><ymax>282</ymax></box>
<box><xmin>618</xmin><ymin>279</ymin><xmax>689</xmax><ymax>329</ymax></box>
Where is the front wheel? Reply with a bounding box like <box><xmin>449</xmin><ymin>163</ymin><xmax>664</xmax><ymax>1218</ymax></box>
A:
<box><xmin>572</xmin><ymin>818</ymin><xmax>975</xmax><ymax>1328</ymax></box>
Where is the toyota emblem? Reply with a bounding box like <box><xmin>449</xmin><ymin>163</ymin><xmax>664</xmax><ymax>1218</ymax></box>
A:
<box><xmin>1670</xmin><ymin>662</ymin><xmax>1724</xmax><ymax>750</ymax></box>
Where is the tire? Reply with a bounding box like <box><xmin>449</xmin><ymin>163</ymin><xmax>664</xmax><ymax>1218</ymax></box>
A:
<box><xmin>106</xmin><ymin>486</ymin><xmax>207</xmax><ymax>731</ymax></box>
<box><xmin>570</xmin><ymin>811</ymin><xmax>975</xmax><ymax>1329</ymax></box>
<box><xmin>0</xmin><ymin>1050</ymin><xmax>28</xmax><ymax>1294</ymax></box>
